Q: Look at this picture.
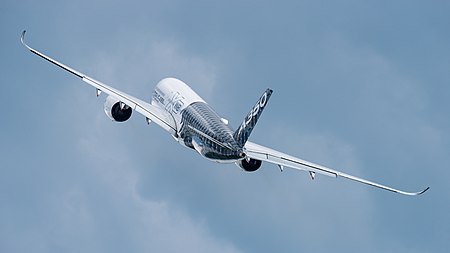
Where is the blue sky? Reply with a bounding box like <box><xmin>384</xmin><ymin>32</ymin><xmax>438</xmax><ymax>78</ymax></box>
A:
<box><xmin>1</xmin><ymin>0</ymin><xmax>449</xmax><ymax>252</ymax></box>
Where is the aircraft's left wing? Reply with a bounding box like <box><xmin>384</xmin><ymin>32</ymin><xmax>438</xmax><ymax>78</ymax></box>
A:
<box><xmin>21</xmin><ymin>31</ymin><xmax>177</xmax><ymax>135</ymax></box>
<box><xmin>244</xmin><ymin>141</ymin><xmax>429</xmax><ymax>196</ymax></box>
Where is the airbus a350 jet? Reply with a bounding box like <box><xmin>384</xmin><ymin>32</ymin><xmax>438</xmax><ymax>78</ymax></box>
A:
<box><xmin>21</xmin><ymin>31</ymin><xmax>429</xmax><ymax>196</ymax></box>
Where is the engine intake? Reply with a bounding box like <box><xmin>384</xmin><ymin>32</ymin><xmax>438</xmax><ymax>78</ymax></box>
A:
<box><xmin>236</xmin><ymin>158</ymin><xmax>262</xmax><ymax>172</ymax></box>
<box><xmin>104</xmin><ymin>96</ymin><xmax>132</xmax><ymax>122</ymax></box>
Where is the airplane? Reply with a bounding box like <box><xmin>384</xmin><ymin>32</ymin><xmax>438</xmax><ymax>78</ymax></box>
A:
<box><xmin>20</xmin><ymin>30</ymin><xmax>429</xmax><ymax>196</ymax></box>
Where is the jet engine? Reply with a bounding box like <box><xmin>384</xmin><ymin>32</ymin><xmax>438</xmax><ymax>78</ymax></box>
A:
<box><xmin>104</xmin><ymin>95</ymin><xmax>132</xmax><ymax>122</ymax></box>
<box><xmin>236</xmin><ymin>158</ymin><xmax>262</xmax><ymax>172</ymax></box>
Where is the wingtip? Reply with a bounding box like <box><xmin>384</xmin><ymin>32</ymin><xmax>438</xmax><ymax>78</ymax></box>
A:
<box><xmin>21</xmin><ymin>30</ymin><xmax>26</xmax><ymax>44</ymax></box>
<box><xmin>20</xmin><ymin>30</ymin><xmax>33</xmax><ymax>51</ymax></box>
<box><xmin>417</xmin><ymin>186</ymin><xmax>430</xmax><ymax>195</ymax></box>
<box><xmin>405</xmin><ymin>186</ymin><xmax>430</xmax><ymax>196</ymax></box>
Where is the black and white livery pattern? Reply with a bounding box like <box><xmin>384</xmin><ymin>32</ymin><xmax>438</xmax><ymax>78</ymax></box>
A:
<box><xmin>179</xmin><ymin>102</ymin><xmax>245</xmax><ymax>161</ymax></box>
<box><xmin>234</xmin><ymin>89</ymin><xmax>272</xmax><ymax>147</ymax></box>
<box><xmin>177</xmin><ymin>88</ymin><xmax>272</xmax><ymax>162</ymax></box>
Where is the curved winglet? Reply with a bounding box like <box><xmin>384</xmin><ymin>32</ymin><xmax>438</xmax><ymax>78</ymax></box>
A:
<box><xmin>404</xmin><ymin>186</ymin><xmax>430</xmax><ymax>196</ymax></box>
<box><xmin>21</xmin><ymin>30</ymin><xmax>30</xmax><ymax>49</ymax></box>
<box><xmin>21</xmin><ymin>30</ymin><xmax>35</xmax><ymax>52</ymax></box>
<box><xmin>416</xmin><ymin>186</ymin><xmax>430</xmax><ymax>195</ymax></box>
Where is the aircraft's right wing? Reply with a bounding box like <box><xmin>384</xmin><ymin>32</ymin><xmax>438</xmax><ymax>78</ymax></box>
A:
<box><xmin>21</xmin><ymin>31</ymin><xmax>177</xmax><ymax>135</ymax></box>
<box><xmin>244</xmin><ymin>141</ymin><xmax>429</xmax><ymax>196</ymax></box>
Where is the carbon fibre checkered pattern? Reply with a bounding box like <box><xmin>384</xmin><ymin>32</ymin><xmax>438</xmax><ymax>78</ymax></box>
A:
<box><xmin>180</xmin><ymin>102</ymin><xmax>243</xmax><ymax>160</ymax></box>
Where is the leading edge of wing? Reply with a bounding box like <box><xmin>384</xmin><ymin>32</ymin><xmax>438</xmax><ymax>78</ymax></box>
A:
<box><xmin>245</xmin><ymin>141</ymin><xmax>429</xmax><ymax>196</ymax></box>
<box><xmin>21</xmin><ymin>30</ymin><xmax>177</xmax><ymax>134</ymax></box>
<box><xmin>21</xmin><ymin>30</ymin><xmax>83</xmax><ymax>78</ymax></box>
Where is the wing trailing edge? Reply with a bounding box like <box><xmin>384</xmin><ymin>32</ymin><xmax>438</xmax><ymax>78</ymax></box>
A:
<box><xmin>245</xmin><ymin>141</ymin><xmax>429</xmax><ymax>196</ymax></box>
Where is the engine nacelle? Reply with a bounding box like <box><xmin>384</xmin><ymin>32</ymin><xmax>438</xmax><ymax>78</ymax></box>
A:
<box><xmin>104</xmin><ymin>95</ymin><xmax>132</xmax><ymax>122</ymax></box>
<box><xmin>236</xmin><ymin>158</ymin><xmax>262</xmax><ymax>172</ymax></box>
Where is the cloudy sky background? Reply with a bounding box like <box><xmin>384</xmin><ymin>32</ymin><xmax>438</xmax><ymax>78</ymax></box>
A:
<box><xmin>1</xmin><ymin>0</ymin><xmax>449</xmax><ymax>252</ymax></box>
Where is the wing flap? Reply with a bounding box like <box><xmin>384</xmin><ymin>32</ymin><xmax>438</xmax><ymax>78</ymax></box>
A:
<box><xmin>245</xmin><ymin>141</ymin><xmax>337</xmax><ymax>178</ymax></box>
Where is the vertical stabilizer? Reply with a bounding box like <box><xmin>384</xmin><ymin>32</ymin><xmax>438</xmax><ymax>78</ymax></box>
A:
<box><xmin>233</xmin><ymin>89</ymin><xmax>273</xmax><ymax>147</ymax></box>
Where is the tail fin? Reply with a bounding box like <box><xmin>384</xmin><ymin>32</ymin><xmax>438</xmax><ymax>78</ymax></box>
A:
<box><xmin>233</xmin><ymin>88</ymin><xmax>273</xmax><ymax>147</ymax></box>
